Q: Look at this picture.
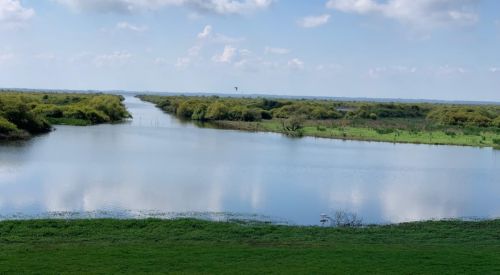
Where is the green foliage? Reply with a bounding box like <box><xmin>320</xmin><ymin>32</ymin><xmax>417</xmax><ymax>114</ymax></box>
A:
<box><xmin>206</xmin><ymin>101</ymin><xmax>229</xmax><ymax>120</ymax></box>
<box><xmin>427</xmin><ymin>106</ymin><xmax>496</xmax><ymax>127</ymax></box>
<box><xmin>87</xmin><ymin>95</ymin><xmax>129</xmax><ymax>121</ymax></box>
<box><xmin>0</xmin><ymin>96</ymin><xmax>51</xmax><ymax>134</ymax></box>
<box><xmin>0</xmin><ymin>116</ymin><xmax>18</xmax><ymax>134</ymax></box>
<box><xmin>176</xmin><ymin>101</ymin><xmax>195</xmax><ymax>118</ymax></box>
<box><xmin>355</xmin><ymin>103</ymin><xmax>426</xmax><ymax>119</ymax></box>
<box><xmin>281</xmin><ymin>115</ymin><xmax>305</xmax><ymax>136</ymax></box>
<box><xmin>375</xmin><ymin>128</ymin><xmax>394</xmax><ymax>134</ymax></box>
<box><xmin>138</xmin><ymin>95</ymin><xmax>500</xmax><ymax>148</ymax></box>
<box><xmin>191</xmin><ymin>103</ymin><xmax>208</xmax><ymax>121</ymax></box>
<box><xmin>258</xmin><ymin>98</ymin><xmax>284</xmax><ymax>110</ymax></box>
<box><xmin>493</xmin><ymin>117</ymin><xmax>500</xmax><ymax>128</ymax></box>
<box><xmin>0</xmin><ymin>91</ymin><xmax>130</xmax><ymax>140</ymax></box>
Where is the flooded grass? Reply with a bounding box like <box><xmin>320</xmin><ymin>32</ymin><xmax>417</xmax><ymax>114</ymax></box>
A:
<box><xmin>1</xmin><ymin>218</ymin><xmax>499</xmax><ymax>273</ymax></box>
<box><xmin>0</xmin><ymin>210</ymin><xmax>292</xmax><ymax>225</ymax></box>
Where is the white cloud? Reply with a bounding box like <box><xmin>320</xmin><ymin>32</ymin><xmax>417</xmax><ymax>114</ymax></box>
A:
<box><xmin>316</xmin><ymin>63</ymin><xmax>343</xmax><ymax>72</ymax></box>
<box><xmin>490</xmin><ymin>67</ymin><xmax>500</xmax><ymax>73</ymax></box>
<box><xmin>326</xmin><ymin>0</ymin><xmax>479</xmax><ymax>29</ymax></box>
<box><xmin>287</xmin><ymin>58</ymin><xmax>304</xmax><ymax>70</ymax></box>
<box><xmin>154</xmin><ymin>57</ymin><xmax>168</xmax><ymax>65</ymax></box>
<box><xmin>197</xmin><ymin>24</ymin><xmax>243</xmax><ymax>43</ymax></box>
<box><xmin>264</xmin><ymin>46</ymin><xmax>290</xmax><ymax>55</ymax></box>
<box><xmin>55</xmin><ymin>0</ymin><xmax>273</xmax><ymax>15</ymax></box>
<box><xmin>212</xmin><ymin>45</ymin><xmax>237</xmax><ymax>63</ymax></box>
<box><xmin>68</xmin><ymin>51</ymin><xmax>93</xmax><ymax>63</ymax></box>
<box><xmin>297</xmin><ymin>14</ymin><xmax>331</xmax><ymax>28</ymax></box>
<box><xmin>0</xmin><ymin>52</ymin><xmax>14</xmax><ymax>62</ymax></box>
<box><xmin>0</xmin><ymin>0</ymin><xmax>34</xmax><ymax>29</ymax></box>
<box><xmin>175</xmin><ymin>44</ymin><xmax>202</xmax><ymax>68</ymax></box>
<box><xmin>34</xmin><ymin>53</ymin><xmax>57</xmax><ymax>61</ymax></box>
<box><xmin>177</xmin><ymin>25</ymin><xmax>242</xmax><ymax>69</ymax></box>
<box><xmin>197</xmin><ymin>25</ymin><xmax>212</xmax><ymax>39</ymax></box>
<box><xmin>368</xmin><ymin>67</ymin><xmax>387</xmax><ymax>78</ymax></box>
<box><xmin>93</xmin><ymin>51</ymin><xmax>132</xmax><ymax>67</ymax></box>
<box><xmin>116</xmin><ymin>21</ymin><xmax>148</xmax><ymax>32</ymax></box>
<box><xmin>435</xmin><ymin>65</ymin><xmax>467</xmax><ymax>75</ymax></box>
<box><xmin>368</xmin><ymin>66</ymin><xmax>417</xmax><ymax>78</ymax></box>
<box><xmin>175</xmin><ymin>57</ymin><xmax>191</xmax><ymax>68</ymax></box>
<box><xmin>187</xmin><ymin>45</ymin><xmax>202</xmax><ymax>56</ymax></box>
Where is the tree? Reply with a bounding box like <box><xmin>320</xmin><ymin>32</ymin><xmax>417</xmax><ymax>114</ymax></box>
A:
<box><xmin>281</xmin><ymin>115</ymin><xmax>305</xmax><ymax>136</ymax></box>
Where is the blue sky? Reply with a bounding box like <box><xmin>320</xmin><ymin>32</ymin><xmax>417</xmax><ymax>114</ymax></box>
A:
<box><xmin>0</xmin><ymin>0</ymin><xmax>499</xmax><ymax>101</ymax></box>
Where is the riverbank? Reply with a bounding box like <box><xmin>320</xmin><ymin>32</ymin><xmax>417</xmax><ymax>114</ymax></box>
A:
<box><xmin>0</xmin><ymin>91</ymin><xmax>130</xmax><ymax>141</ymax></box>
<box><xmin>207</xmin><ymin>119</ymin><xmax>500</xmax><ymax>148</ymax></box>
<box><xmin>138</xmin><ymin>95</ymin><xmax>500</xmax><ymax>149</ymax></box>
<box><xmin>0</xmin><ymin>219</ymin><xmax>499</xmax><ymax>273</ymax></box>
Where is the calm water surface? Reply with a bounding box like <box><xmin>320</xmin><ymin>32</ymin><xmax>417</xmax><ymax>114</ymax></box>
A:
<box><xmin>1</xmin><ymin>96</ymin><xmax>499</xmax><ymax>224</ymax></box>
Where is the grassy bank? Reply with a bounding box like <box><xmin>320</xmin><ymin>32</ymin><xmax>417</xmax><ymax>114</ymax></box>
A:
<box><xmin>0</xmin><ymin>219</ymin><xmax>499</xmax><ymax>274</ymax></box>
<box><xmin>0</xmin><ymin>91</ymin><xmax>130</xmax><ymax>140</ymax></box>
<box><xmin>207</xmin><ymin>119</ymin><xmax>500</xmax><ymax>147</ymax></box>
<box><xmin>138</xmin><ymin>95</ymin><xmax>500</xmax><ymax>148</ymax></box>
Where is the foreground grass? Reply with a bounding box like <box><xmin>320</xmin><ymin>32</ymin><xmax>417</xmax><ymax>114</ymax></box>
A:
<box><xmin>1</xmin><ymin>219</ymin><xmax>499</xmax><ymax>274</ymax></box>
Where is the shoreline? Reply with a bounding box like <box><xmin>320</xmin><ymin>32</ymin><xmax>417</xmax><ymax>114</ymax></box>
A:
<box><xmin>186</xmin><ymin>119</ymin><xmax>500</xmax><ymax>149</ymax></box>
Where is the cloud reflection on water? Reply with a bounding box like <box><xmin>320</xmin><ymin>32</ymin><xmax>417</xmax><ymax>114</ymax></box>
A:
<box><xmin>0</xmin><ymin>96</ymin><xmax>499</xmax><ymax>224</ymax></box>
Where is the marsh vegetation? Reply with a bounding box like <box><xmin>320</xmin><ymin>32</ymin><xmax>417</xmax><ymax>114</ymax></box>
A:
<box><xmin>0</xmin><ymin>91</ymin><xmax>130</xmax><ymax>140</ymax></box>
<box><xmin>139</xmin><ymin>95</ymin><xmax>500</xmax><ymax>147</ymax></box>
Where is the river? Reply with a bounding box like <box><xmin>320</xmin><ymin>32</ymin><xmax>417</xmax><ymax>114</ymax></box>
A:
<box><xmin>0</xmin><ymin>95</ymin><xmax>499</xmax><ymax>224</ymax></box>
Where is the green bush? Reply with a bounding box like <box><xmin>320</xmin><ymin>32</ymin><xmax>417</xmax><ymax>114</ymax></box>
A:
<box><xmin>190</xmin><ymin>104</ymin><xmax>207</xmax><ymax>121</ymax></box>
<box><xmin>0</xmin><ymin>116</ymin><xmax>19</xmax><ymax>134</ymax></box>
<box><xmin>260</xmin><ymin>110</ymin><xmax>272</xmax><ymax>120</ymax></box>
<box><xmin>242</xmin><ymin>108</ymin><xmax>261</xmax><ymax>122</ymax></box>
<box><xmin>0</xmin><ymin>99</ymin><xmax>51</xmax><ymax>134</ymax></box>
<box><xmin>206</xmin><ymin>101</ymin><xmax>229</xmax><ymax>120</ymax></box>
<box><xmin>375</xmin><ymin>128</ymin><xmax>394</xmax><ymax>134</ymax></box>
<box><xmin>493</xmin><ymin>117</ymin><xmax>500</xmax><ymax>128</ymax></box>
<box><xmin>281</xmin><ymin>115</ymin><xmax>305</xmax><ymax>132</ymax></box>
<box><xmin>427</xmin><ymin>107</ymin><xmax>493</xmax><ymax>127</ymax></box>
<box><xmin>176</xmin><ymin>101</ymin><xmax>195</xmax><ymax>118</ymax></box>
<box><xmin>0</xmin><ymin>92</ymin><xmax>130</xmax><ymax>140</ymax></box>
<box><xmin>356</xmin><ymin>103</ymin><xmax>425</xmax><ymax>119</ymax></box>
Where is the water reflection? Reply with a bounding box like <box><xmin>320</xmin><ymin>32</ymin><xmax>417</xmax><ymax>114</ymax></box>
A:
<box><xmin>0</xmin><ymin>96</ymin><xmax>499</xmax><ymax>224</ymax></box>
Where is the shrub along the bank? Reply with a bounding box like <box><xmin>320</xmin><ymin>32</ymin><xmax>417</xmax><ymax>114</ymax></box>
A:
<box><xmin>427</xmin><ymin>106</ymin><xmax>496</xmax><ymax>127</ymax></box>
<box><xmin>0</xmin><ymin>92</ymin><xmax>130</xmax><ymax>140</ymax></box>
<box><xmin>139</xmin><ymin>95</ymin><xmax>500</xmax><ymax>130</ymax></box>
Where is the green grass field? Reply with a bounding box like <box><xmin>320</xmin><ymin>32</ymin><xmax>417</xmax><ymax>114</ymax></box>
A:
<box><xmin>209</xmin><ymin>119</ymin><xmax>500</xmax><ymax>148</ymax></box>
<box><xmin>1</xmin><ymin>219</ymin><xmax>499</xmax><ymax>274</ymax></box>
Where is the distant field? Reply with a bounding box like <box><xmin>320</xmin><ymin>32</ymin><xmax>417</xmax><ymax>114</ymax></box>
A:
<box><xmin>0</xmin><ymin>91</ymin><xmax>130</xmax><ymax>140</ymax></box>
<box><xmin>138</xmin><ymin>95</ymin><xmax>500</xmax><ymax>148</ymax></box>
<box><xmin>0</xmin><ymin>219</ymin><xmax>499</xmax><ymax>274</ymax></box>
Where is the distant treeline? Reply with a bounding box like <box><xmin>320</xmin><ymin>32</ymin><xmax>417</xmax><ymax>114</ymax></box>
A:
<box><xmin>138</xmin><ymin>95</ymin><xmax>500</xmax><ymax>128</ymax></box>
<box><xmin>0</xmin><ymin>92</ymin><xmax>130</xmax><ymax>140</ymax></box>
